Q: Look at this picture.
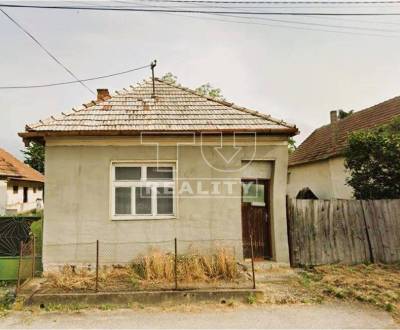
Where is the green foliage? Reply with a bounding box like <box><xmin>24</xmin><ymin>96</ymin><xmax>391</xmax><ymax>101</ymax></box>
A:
<box><xmin>195</xmin><ymin>83</ymin><xmax>224</xmax><ymax>100</ymax></box>
<box><xmin>161</xmin><ymin>73</ymin><xmax>224</xmax><ymax>100</ymax></box>
<box><xmin>22</xmin><ymin>142</ymin><xmax>45</xmax><ymax>174</ymax></box>
<box><xmin>344</xmin><ymin>118</ymin><xmax>400</xmax><ymax>199</ymax></box>
<box><xmin>338</xmin><ymin>109</ymin><xmax>354</xmax><ymax>119</ymax></box>
<box><xmin>246</xmin><ymin>293</ymin><xmax>257</xmax><ymax>304</ymax></box>
<box><xmin>0</xmin><ymin>291</ymin><xmax>14</xmax><ymax>310</ymax></box>
<box><xmin>288</xmin><ymin>137</ymin><xmax>297</xmax><ymax>154</ymax></box>
<box><xmin>161</xmin><ymin>72</ymin><xmax>178</xmax><ymax>84</ymax></box>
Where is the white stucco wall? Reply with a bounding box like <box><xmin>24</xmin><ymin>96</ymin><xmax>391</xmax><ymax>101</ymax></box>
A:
<box><xmin>6</xmin><ymin>180</ymin><xmax>44</xmax><ymax>213</ymax></box>
<box><xmin>43</xmin><ymin>135</ymin><xmax>291</xmax><ymax>270</ymax></box>
<box><xmin>287</xmin><ymin>156</ymin><xmax>353</xmax><ymax>199</ymax></box>
<box><xmin>0</xmin><ymin>180</ymin><xmax>7</xmax><ymax>216</ymax></box>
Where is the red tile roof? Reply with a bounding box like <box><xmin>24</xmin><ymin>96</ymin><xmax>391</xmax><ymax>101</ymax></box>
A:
<box><xmin>0</xmin><ymin>148</ymin><xmax>44</xmax><ymax>182</ymax></box>
<box><xmin>289</xmin><ymin>96</ymin><xmax>400</xmax><ymax>166</ymax></box>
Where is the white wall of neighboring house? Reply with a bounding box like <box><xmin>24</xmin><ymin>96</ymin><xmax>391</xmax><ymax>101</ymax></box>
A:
<box><xmin>0</xmin><ymin>180</ymin><xmax>7</xmax><ymax>215</ymax></box>
<box><xmin>6</xmin><ymin>180</ymin><xmax>44</xmax><ymax>214</ymax></box>
<box><xmin>287</xmin><ymin>156</ymin><xmax>354</xmax><ymax>200</ymax></box>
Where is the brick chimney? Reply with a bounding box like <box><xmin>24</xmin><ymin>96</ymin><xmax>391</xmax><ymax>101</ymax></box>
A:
<box><xmin>330</xmin><ymin>110</ymin><xmax>338</xmax><ymax>124</ymax></box>
<box><xmin>97</xmin><ymin>88</ymin><xmax>110</xmax><ymax>101</ymax></box>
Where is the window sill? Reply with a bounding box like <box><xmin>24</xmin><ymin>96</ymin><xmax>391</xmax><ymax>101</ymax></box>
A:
<box><xmin>111</xmin><ymin>215</ymin><xmax>176</xmax><ymax>221</ymax></box>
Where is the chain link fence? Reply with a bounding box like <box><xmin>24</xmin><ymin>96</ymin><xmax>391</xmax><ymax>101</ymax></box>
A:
<box><xmin>39</xmin><ymin>238</ymin><xmax>257</xmax><ymax>293</ymax></box>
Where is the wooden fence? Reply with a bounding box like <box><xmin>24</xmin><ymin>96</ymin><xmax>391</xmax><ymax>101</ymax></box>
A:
<box><xmin>287</xmin><ymin>198</ymin><xmax>400</xmax><ymax>266</ymax></box>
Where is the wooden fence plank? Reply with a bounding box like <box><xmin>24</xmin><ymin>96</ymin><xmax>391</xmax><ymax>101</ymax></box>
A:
<box><xmin>287</xmin><ymin>198</ymin><xmax>399</xmax><ymax>266</ymax></box>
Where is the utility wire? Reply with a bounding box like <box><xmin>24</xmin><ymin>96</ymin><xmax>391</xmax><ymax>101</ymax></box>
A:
<box><xmin>116</xmin><ymin>0</ymin><xmax>400</xmax><ymax>34</ymax></box>
<box><xmin>131</xmin><ymin>0</ymin><xmax>400</xmax><ymax>3</ymax></box>
<box><xmin>164</xmin><ymin>10</ymin><xmax>400</xmax><ymax>36</ymax></box>
<box><xmin>2</xmin><ymin>3</ymin><xmax>400</xmax><ymax>15</ymax></box>
<box><xmin>0</xmin><ymin>8</ymin><xmax>95</xmax><ymax>95</ymax></box>
<box><xmin>0</xmin><ymin>64</ymin><xmax>150</xmax><ymax>89</ymax></box>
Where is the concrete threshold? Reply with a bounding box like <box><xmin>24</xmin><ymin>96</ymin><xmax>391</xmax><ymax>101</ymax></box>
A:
<box><xmin>22</xmin><ymin>289</ymin><xmax>264</xmax><ymax>307</ymax></box>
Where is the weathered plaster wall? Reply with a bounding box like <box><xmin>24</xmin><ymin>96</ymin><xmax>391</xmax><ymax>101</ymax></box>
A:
<box><xmin>0</xmin><ymin>180</ymin><xmax>7</xmax><ymax>216</ymax></box>
<box><xmin>43</xmin><ymin>136</ymin><xmax>290</xmax><ymax>269</ymax></box>
<box><xmin>287</xmin><ymin>156</ymin><xmax>353</xmax><ymax>199</ymax></box>
<box><xmin>6</xmin><ymin>180</ymin><xmax>44</xmax><ymax>213</ymax></box>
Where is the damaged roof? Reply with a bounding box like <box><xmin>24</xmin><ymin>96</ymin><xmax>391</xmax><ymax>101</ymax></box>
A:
<box><xmin>19</xmin><ymin>78</ymin><xmax>298</xmax><ymax>140</ymax></box>
<box><xmin>0</xmin><ymin>148</ymin><xmax>44</xmax><ymax>182</ymax></box>
<box><xmin>289</xmin><ymin>96</ymin><xmax>400</xmax><ymax>166</ymax></box>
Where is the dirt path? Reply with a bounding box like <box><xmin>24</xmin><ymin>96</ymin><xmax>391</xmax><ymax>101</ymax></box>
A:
<box><xmin>0</xmin><ymin>303</ymin><xmax>397</xmax><ymax>329</ymax></box>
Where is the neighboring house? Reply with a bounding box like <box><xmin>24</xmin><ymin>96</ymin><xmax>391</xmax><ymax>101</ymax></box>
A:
<box><xmin>0</xmin><ymin>148</ymin><xmax>44</xmax><ymax>215</ymax></box>
<box><xmin>288</xmin><ymin>96</ymin><xmax>400</xmax><ymax>200</ymax></box>
<box><xmin>19</xmin><ymin>78</ymin><xmax>298</xmax><ymax>270</ymax></box>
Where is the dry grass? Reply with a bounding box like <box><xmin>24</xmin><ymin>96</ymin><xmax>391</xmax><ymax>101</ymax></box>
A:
<box><xmin>300</xmin><ymin>263</ymin><xmax>400</xmax><ymax>320</ymax></box>
<box><xmin>44</xmin><ymin>249</ymin><xmax>241</xmax><ymax>292</ymax></box>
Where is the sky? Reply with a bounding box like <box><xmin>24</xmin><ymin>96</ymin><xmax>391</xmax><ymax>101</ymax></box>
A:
<box><xmin>1</xmin><ymin>1</ymin><xmax>400</xmax><ymax>159</ymax></box>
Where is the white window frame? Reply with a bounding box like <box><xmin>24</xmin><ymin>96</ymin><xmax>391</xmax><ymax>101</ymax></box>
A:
<box><xmin>110</xmin><ymin>162</ymin><xmax>176</xmax><ymax>220</ymax></box>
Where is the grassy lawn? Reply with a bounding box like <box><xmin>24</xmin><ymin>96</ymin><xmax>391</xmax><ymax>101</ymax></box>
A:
<box><xmin>298</xmin><ymin>264</ymin><xmax>400</xmax><ymax>321</ymax></box>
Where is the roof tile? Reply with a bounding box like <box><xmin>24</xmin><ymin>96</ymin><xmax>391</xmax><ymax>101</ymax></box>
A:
<box><xmin>289</xmin><ymin>96</ymin><xmax>400</xmax><ymax>166</ymax></box>
<box><xmin>22</xmin><ymin>78</ymin><xmax>297</xmax><ymax>136</ymax></box>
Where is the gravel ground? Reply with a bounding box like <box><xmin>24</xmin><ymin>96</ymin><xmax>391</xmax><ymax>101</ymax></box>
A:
<box><xmin>0</xmin><ymin>302</ymin><xmax>397</xmax><ymax>329</ymax></box>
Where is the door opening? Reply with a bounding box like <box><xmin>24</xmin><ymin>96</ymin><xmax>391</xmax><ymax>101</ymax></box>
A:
<box><xmin>241</xmin><ymin>179</ymin><xmax>272</xmax><ymax>260</ymax></box>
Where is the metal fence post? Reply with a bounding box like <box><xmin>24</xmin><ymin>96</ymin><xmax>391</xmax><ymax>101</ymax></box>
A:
<box><xmin>16</xmin><ymin>241</ymin><xmax>23</xmax><ymax>294</ymax></box>
<box><xmin>250</xmin><ymin>234</ymin><xmax>256</xmax><ymax>290</ymax></box>
<box><xmin>174</xmin><ymin>238</ymin><xmax>178</xmax><ymax>290</ymax></box>
<box><xmin>95</xmin><ymin>240</ymin><xmax>99</xmax><ymax>293</ymax></box>
<box><xmin>32</xmin><ymin>235</ymin><xmax>36</xmax><ymax>278</ymax></box>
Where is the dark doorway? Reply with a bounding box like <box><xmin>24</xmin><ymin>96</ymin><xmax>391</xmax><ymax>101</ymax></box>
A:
<box><xmin>23</xmin><ymin>187</ymin><xmax>28</xmax><ymax>203</ymax></box>
<box><xmin>241</xmin><ymin>179</ymin><xmax>272</xmax><ymax>259</ymax></box>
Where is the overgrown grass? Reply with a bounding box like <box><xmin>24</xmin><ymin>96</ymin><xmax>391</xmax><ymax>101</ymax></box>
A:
<box><xmin>299</xmin><ymin>264</ymin><xmax>400</xmax><ymax>320</ymax></box>
<box><xmin>44</xmin><ymin>249</ymin><xmax>241</xmax><ymax>292</ymax></box>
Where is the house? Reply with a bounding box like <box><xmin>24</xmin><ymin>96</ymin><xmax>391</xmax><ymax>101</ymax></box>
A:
<box><xmin>19</xmin><ymin>78</ymin><xmax>298</xmax><ymax>270</ymax></box>
<box><xmin>288</xmin><ymin>96</ymin><xmax>400</xmax><ymax>200</ymax></box>
<box><xmin>0</xmin><ymin>148</ymin><xmax>44</xmax><ymax>215</ymax></box>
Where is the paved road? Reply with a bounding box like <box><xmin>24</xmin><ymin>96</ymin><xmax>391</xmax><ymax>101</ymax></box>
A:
<box><xmin>0</xmin><ymin>303</ymin><xmax>397</xmax><ymax>329</ymax></box>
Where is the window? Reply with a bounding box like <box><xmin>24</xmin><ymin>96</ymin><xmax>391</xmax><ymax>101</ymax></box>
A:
<box><xmin>111</xmin><ymin>164</ymin><xmax>175</xmax><ymax>219</ymax></box>
<box><xmin>33</xmin><ymin>187</ymin><xmax>37</xmax><ymax>194</ymax></box>
<box><xmin>13</xmin><ymin>186</ymin><xmax>18</xmax><ymax>194</ymax></box>
<box><xmin>23</xmin><ymin>187</ymin><xmax>28</xmax><ymax>203</ymax></box>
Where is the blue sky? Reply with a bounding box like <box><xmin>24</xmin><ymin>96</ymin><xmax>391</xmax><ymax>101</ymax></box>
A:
<box><xmin>1</xmin><ymin>1</ymin><xmax>400</xmax><ymax>158</ymax></box>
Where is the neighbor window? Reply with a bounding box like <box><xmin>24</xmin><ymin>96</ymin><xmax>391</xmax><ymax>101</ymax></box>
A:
<box><xmin>111</xmin><ymin>164</ymin><xmax>175</xmax><ymax>219</ymax></box>
<box><xmin>13</xmin><ymin>186</ymin><xmax>18</xmax><ymax>194</ymax></box>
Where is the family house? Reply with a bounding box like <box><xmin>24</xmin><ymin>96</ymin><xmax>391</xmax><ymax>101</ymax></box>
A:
<box><xmin>0</xmin><ymin>147</ymin><xmax>44</xmax><ymax>215</ymax></box>
<box><xmin>19</xmin><ymin>78</ymin><xmax>298</xmax><ymax>270</ymax></box>
<box><xmin>288</xmin><ymin>96</ymin><xmax>400</xmax><ymax>199</ymax></box>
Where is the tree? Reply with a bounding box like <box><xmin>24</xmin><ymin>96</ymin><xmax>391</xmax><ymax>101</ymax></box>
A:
<box><xmin>344</xmin><ymin>118</ymin><xmax>400</xmax><ymax>199</ymax></box>
<box><xmin>161</xmin><ymin>72</ymin><xmax>178</xmax><ymax>85</ymax></box>
<box><xmin>288</xmin><ymin>137</ymin><xmax>297</xmax><ymax>154</ymax></box>
<box><xmin>22</xmin><ymin>142</ymin><xmax>45</xmax><ymax>174</ymax></box>
<box><xmin>338</xmin><ymin>109</ymin><xmax>354</xmax><ymax>119</ymax></box>
<box><xmin>195</xmin><ymin>83</ymin><xmax>224</xmax><ymax>100</ymax></box>
<box><xmin>160</xmin><ymin>73</ymin><xmax>224</xmax><ymax>100</ymax></box>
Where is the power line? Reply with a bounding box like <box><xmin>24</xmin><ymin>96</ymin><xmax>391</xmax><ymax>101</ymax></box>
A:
<box><xmin>1</xmin><ymin>3</ymin><xmax>400</xmax><ymax>15</ymax></box>
<box><xmin>0</xmin><ymin>64</ymin><xmax>151</xmax><ymax>89</ymax></box>
<box><xmin>165</xmin><ymin>10</ymin><xmax>400</xmax><ymax>36</ymax></box>
<box><xmin>0</xmin><ymin>8</ymin><xmax>95</xmax><ymax>95</ymax></box>
<box><xmin>214</xmin><ymin>12</ymin><xmax>400</xmax><ymax>31</ymax></box>
<box><xmin>131</xmin><ymin>0</ymin><xmax>400</xmax><ymax>3</ymax></box>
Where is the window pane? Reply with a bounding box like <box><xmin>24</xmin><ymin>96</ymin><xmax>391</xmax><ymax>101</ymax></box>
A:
<box><xmin>135</xmin><ymin>187</ymin><xmax>152</xmax><ymax>214</ymax></box>
<box><xmin>115</xmin><ymin>167</ymin><xmax>141</xmax><ymax>180</ymax></box>
<box><xmin>242</xmin><ymin>183</ymin><xmax>265</xmax><ymax>204</ymax></box>
<box><xmin>115</xmin><ymin>187</ymin><xmax>131</xmax><ymax>215</ymax></box>
<box><xmin>147</xmin><ymin>167</ymin><xmax>173</xmax><ymax>180</ymax></box>
<box><xmin>157</xmin><ymin>187</ymin><xmax>173</xmax><ymax>215</ymax></box>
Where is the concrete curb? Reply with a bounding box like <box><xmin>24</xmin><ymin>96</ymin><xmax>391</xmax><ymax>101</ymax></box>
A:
<box><xmin>22</xmin><ymin>289</ymin><xmax>264</xmax><ymax>306</ymax></box>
